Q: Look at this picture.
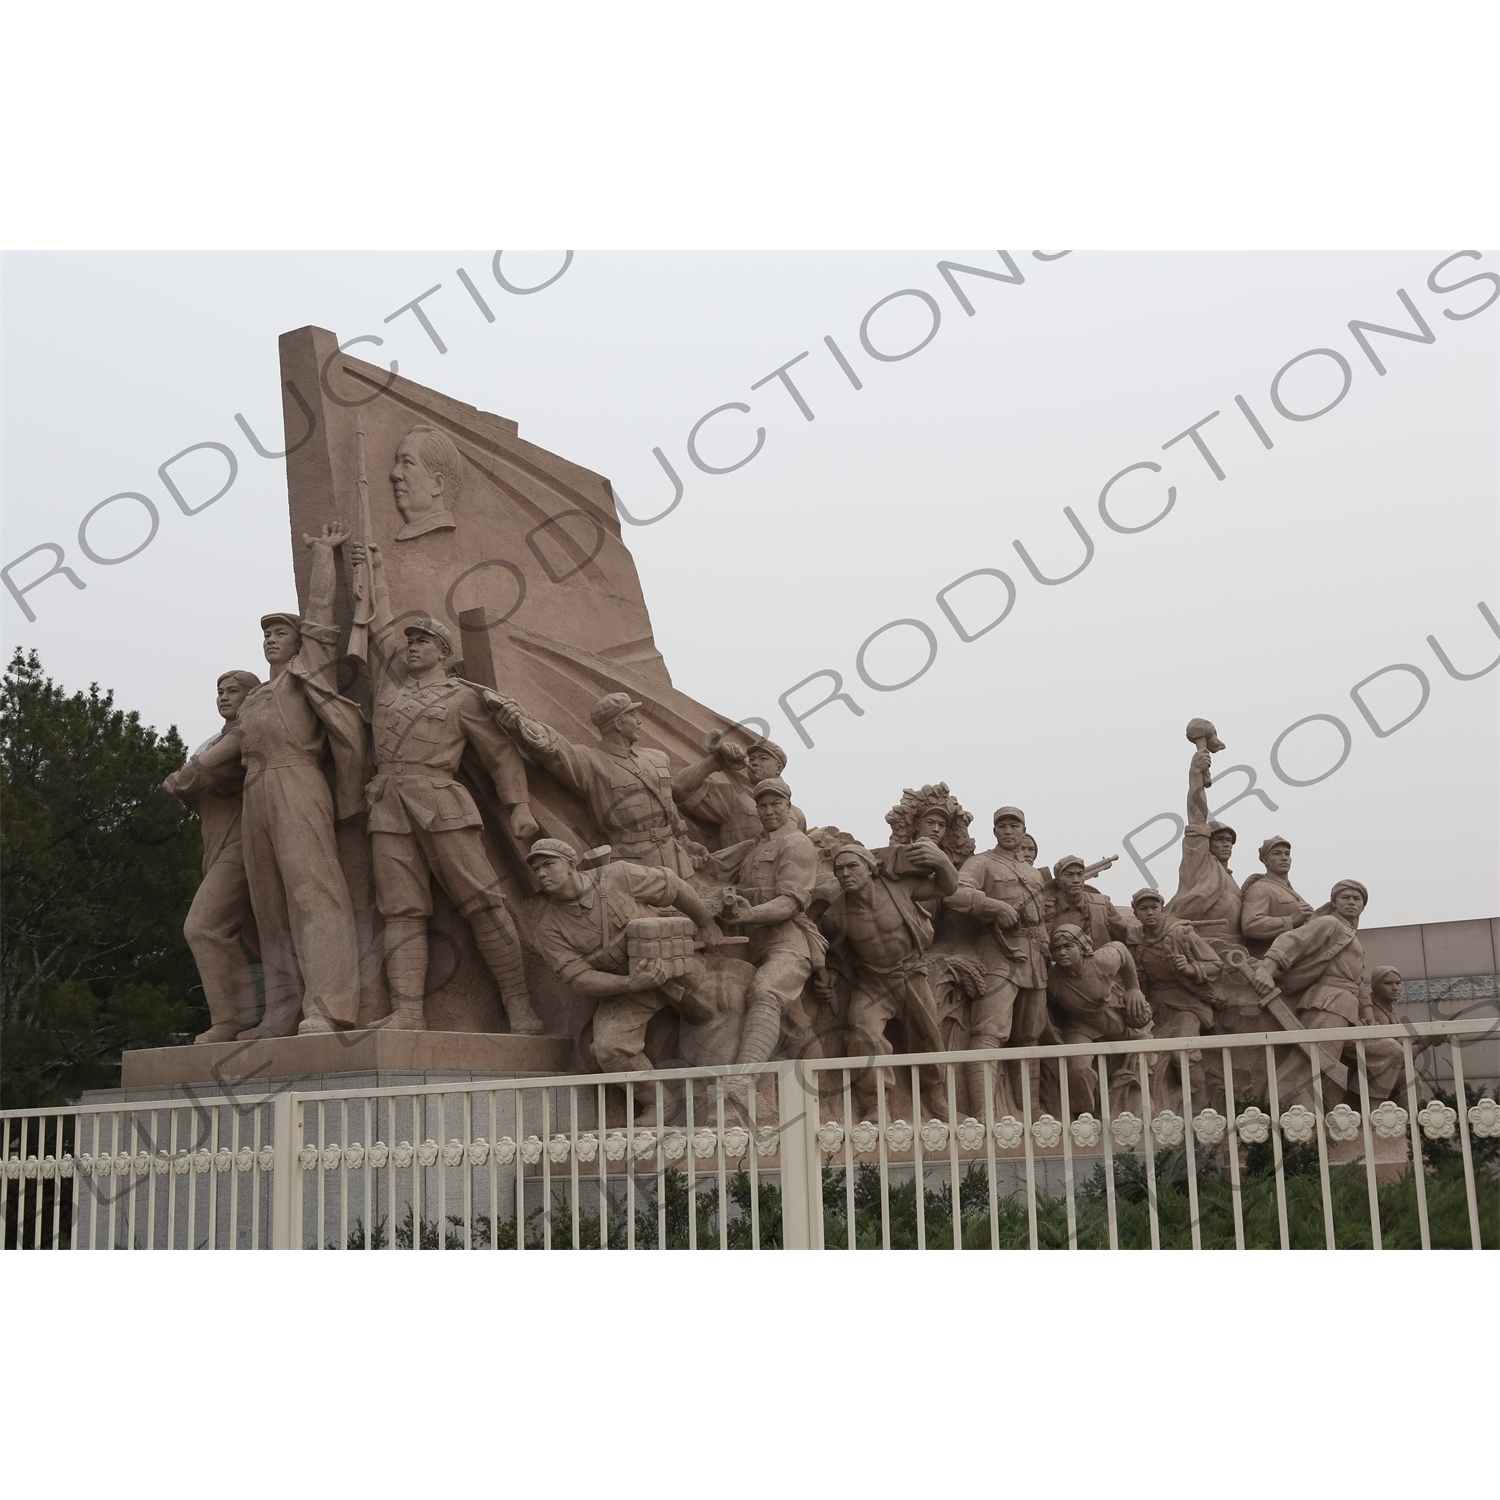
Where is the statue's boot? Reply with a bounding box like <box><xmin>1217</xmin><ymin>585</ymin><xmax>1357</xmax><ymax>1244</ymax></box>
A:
<box><xmin>374</xmin><ymin>919</ymin><xmax>428</xmax><ymax>1032</ymax></box>
<box><xmin>195</xmin><ymin>1016</ymin><xmax>258</xmax><ymax>1044</ymax></box>
<box><xmin>472</xmin><ymin>909</ymin><xmax>544</xmax><ymax>1035</ymax></box>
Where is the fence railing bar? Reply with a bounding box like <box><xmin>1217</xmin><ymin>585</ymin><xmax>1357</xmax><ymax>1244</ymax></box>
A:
<box><xmin>1450</xmin><ymin>1039</ymin><xmax>1482</xmax><ymax>1250</ymax></box>
<box><xmin>1136</xmin><ymin>1053</ymin><xmax>1160</xmax><ymax>1252</ymax></box>
<box><xmin>910</xmin><ymin>1063</ymin><xmax>926</xmax><ymax>1254</ymax></box>
<box><xmin>1221</xmin><ymin>1046</ymin><xmax>1244</xmax><ymax>1251</ymax></box>
<box><xmin>1353</xmin><ymin>1042</ymin><xmax>1382</xmax><ymax>1251</ymax></box>
<box><xmin>1180</xmin><ymin>1046</ymin><xmax>1202</xmax><ymax>1252</ymax></box>
<box><xmin>982</xmin><ymin>1060</ymin><xmax>999</xmax><ymax>1253</ymax></box>
<box><xmin>876</xmin><ymin>1062</ymin><xmax>891</xmax><ymax>1252</ymax></box>
<box><xmin>1020</xmin><ymin>1054</ymin><xmax>1038</xmax><ymax>1252</ymax></box>
<box><xmin>1309</xmin><ymin>1043</ymin><xmax>1336</xmax><ymax>1251</ymax></box>
<box><xmin>1264</xmin><ymin>1045</ymin><xmax>1290</xmax><ymax>1251</ymax></box>
<box><xmin>946</xmin><ymin>1062</ymin><xmax>961</xmax><ymax>1252</ymax></box>
<box><xmin>1099</xmin><ymin>1052</ymin><xmax>1119</xmax><ymax>1251</ymax></box>
<box><xmin>1059</xmin><ymin>1053</ymin><xmax>1076</xmax><ymax>1251</ymax></box>
<box><xmin>747</xmin><ymin>1073</ymin><xmax>761</xmax><ymax>1252</ymax></box>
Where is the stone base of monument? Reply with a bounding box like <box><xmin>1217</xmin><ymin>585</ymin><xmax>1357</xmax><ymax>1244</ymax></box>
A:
<box><xmin>95</xmin><ymin>1030</ymin><xmax>575</xmax><ymax>1104</ymax></box>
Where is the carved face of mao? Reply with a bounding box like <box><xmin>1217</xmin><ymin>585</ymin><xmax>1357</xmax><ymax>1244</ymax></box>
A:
<box><xmin>390</xmin><ymin>437</ymin><xmax>445</xmax><ymax>522</ymax></box>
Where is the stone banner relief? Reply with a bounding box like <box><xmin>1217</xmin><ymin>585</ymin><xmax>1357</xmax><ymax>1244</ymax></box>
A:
<box><xmin>159</xmin><ymin>328</ymin><xmax>1421</xmax><ymax>1128</ymax></box>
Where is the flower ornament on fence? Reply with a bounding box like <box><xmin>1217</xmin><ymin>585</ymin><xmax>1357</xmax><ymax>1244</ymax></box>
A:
<box><xmin>575</xmin><ymin>1133</ymin><xmax>600</xmax><ymax>1163</ymax></box>
<box><xmin>603</xmin><ymin>1132</ymin><xmax>628</xmax><ymax>1162</ymax></box>
<box><xmin>1369</xmin><ymin>1101</ymin><xmax>1408</xmax><ymax>1139</ymax></box>
<box><xmin>1467</xmin><ymin>1096</ymin><xmax>1500</xmax><ymax>1138</ymax></box>
<box><xmin>1031</xmin><ymin>1115</ymin><xmax>1063</xmax><ymax>1149</ymax></box>
<box><xmin>1325</xmin><ymin>1104</ymin><xmax>1362</xmax><ymax>1142</ymax></box>
<box><xmin>993</xmin><ymin>1116</ymin><xmax>1025</xmax><ymax>1150</ymax></box>
<box><xmin>40</xmin><ymin>1155</ymin><xmax>58</xmax><ymax>1181</ymax></box>
<box><xmin>1070</xmin><ymin>1114</ymin><xmax>1102</xmax><ymax>1149</ymax></box>
<box><xmin>23</xmin><ymin>1156</ymin><xmax>40</xmax><ymax>1180</ymax></box>
<box><xmin>365</xmin><ymin>1143</ymin><xmax>387</xmax><ymax>1170</ymax></box>
<box><xmin>519</xmin><ymin>1136</ymin><xmax>544</xmax><ymax>1165</ymax></box>
<box><xmin>691</xmin><ymin>1128</ymin><xmax>717</xmax><ymax>1160</ymax></box>
<box><xmin>416</xmin><ymin>1139</ymin><xmax>440</xmax><ymax>1168</ymax></box>
<box><xmin>1417</xmin><ymin>1100</ymin><xmax>1457</xmax><ymax>1141</ymax></box>
<box><xmin>1192</xmin><ymin>1109</ymin><xmax>1228</xmax><ymax>1148</ymax></box>
<box><xmin>493</xmin><ymin>1137</ymin><xmax>517</xmax><ymax>1165</ymax></box>
<box><xmin>662</xmin><ymin>1131</ymin><xmax>688</xmax><ymax>1162</ymax></box>
<box><xmin>214</xmin><ymin>1148</ymin><xmax>234</xmax><ymax>1173</ymax></box>
<box><xmin>885</xmin><ymin>1120</ymin><xmax>914</xmax><ymax>1153</ymax></box>
<box><xmin>1279</xmin><ymin>1105</ymin><xmax>1316</xmax><ymax>1144</ymax></box>
<box><xmin>58</xmin><ymin>1155</ymin><xmax>74</xmax><ymax>1179</ymax></box>
<box><xmin>850</xmin><ymin>1121</ymin><xmax>880</xmax><ymax>1154</ymax></box>
<box><xmin>465</xmin><ymin>1139</ymin><xmax>489</xmax><ymax>1167</ymax></box>
<box><xmin>721</xmin><ymin>1126</ymin><xmax>751</xmax><ymax>1160</ymax></box>
<box><xmin>153</xmin><ymin>1153</ymin><xmax>172</xmax><ymax>1176</ymax></box>
<box><xmin>320</xmin><ymin>1145</ymin><xmax>342</xmax><ymax>1172</ymax></box>
<box><xmin>441</xmin><ymin>1139</ymin><xmax>465</xmax><ymax>1168</ymax></box>
<box><xmin>174</xmin><ymin>1151</ymin><xmax>193</xmax><ymax>1176</ymax></box>
<box><xmin>190</xmin><ymin>1149</ymin><xmax>211</xmax><ymax>1175</ymax></box>
<box><xmin>392</xmin><ymin>1141</ymin><xmax>415</xmax><ymax>1169</ymax></box>
<box><xmin>548</xmin><ymin>1135</ymin><xmax>571</xmax><ymax>1165</ymax></box>
<box><xmin>236</xmin><ymin>1146</ymin><xmax>256</xmax><ymax>1172</ymax></box>
<box><xmin>754</xmin><ymin>1126</ymin><xmax>780</xmax><ymax>1158</ymax></box>
<box><xmin>1236</xmin><ymin>1106</ymin><xmax>1271</xmax><ymax>1144</ymax></box>
<box><xmin>919</xmin><ymin>1120</ymin><xmax>949</xmax><ymax>1154</ymax></box>
<box><xmin>632</xmin><ymin>1131</ymin><xmax>658</xmax><ymax>1162</ymax></box>
<box><xmin>1150</xmin><ymin>1111</ymin><xmax>1185</xmax><ymax>1149</ymax></box>
<box><xmin>298</xmin><ymin>1145</ymin><xmax>320</xmax><ymax>1172</ymax></box>
<box><xmin>1109</xmin><ymin>1113</ymin><xmax>1143</xmax><ymax>1149</ymax></box>
<box><xmin>956</xmin><ymin>1117</ymin><xmax>987</xmax><ymax>1151</ymax></box>
<box><xmin>3</xmin><ymin>1157</ymin><xmax>20</xmax><ymax>1181</ymax></box>
<box><xmin>816</xmin><ymin>1120</ymin><xmax>845</xmax><ymax>1155</ymax></box>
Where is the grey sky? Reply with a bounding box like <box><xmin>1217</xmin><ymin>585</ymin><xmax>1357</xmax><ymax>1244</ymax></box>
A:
<box><xmin>3</xmin><ymin>250</ymin><xmax>1495</xmax><ymax>927</ymax></box>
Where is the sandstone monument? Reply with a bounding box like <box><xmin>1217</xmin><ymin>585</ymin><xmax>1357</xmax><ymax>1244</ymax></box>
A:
<box><xmin>150</xmin><ymin>327</ymin><xmax>1437</xmax><ymax>1128</ymax></box>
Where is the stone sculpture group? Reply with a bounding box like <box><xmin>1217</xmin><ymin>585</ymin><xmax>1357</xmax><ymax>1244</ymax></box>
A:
<box><xmin>161</xmin><ymin>329</ymin><xmax>1422</xmax><ymax>1130</ymax></box>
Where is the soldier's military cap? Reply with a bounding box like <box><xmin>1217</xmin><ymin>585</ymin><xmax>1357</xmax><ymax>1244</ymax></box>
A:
<box><xmin>526</xmin><ymin>838</ymin><xmax>579</xmax><ymax>865</ymax></box>
<box><xmin>259</xmin><ymin>612</ymin><xmax>301</xmax><ymax>633</ymax></box>
<box><xmin>992</xmin><ymin>805</ymin><xmax>1026</xmax><ymax>826</ymax></box>
<box><xmin>1130</xmin><ymin>888</ymin><xmax>1164</xmax><ymax>908</ymax></box>
<box><xmin>1054</xmin><ymin>854</ymin><xmax>1086</xmax><ymax>875</ymax></box>
<box><xmin>752</xmin><ymin>776</ymin><xmax>792</xmax><ymax>803</ymax></box>
<box><xmin>1258</xmin><ymin>834</ymin><xmax>1291</xmax><ymax>859</ymax></box>
<box><xmin>590</xmin><ymin>691</ymin><xmax>643</xmax><ymax>727</ymax></box>
<box><xmin>404</xmin><ymin>616</ymin><xmax>454</xmax><ymax>655</ymax></box>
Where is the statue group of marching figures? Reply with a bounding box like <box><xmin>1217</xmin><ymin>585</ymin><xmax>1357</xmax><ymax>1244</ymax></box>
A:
<box><xmin>164</xmin><ymin>527</ymin><xmax>1419</xmax><ymax>1128</ymax></box>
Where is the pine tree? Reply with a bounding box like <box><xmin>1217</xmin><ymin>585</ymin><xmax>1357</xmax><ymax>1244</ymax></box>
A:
<box><xmin>1</xmin><ymin>649</ymin><xmax>205</xmax><ymax>1106</ymax></box>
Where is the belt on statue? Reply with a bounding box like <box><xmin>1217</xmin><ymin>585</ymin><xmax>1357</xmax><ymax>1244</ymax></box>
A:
<box><xmin>253</xmin><ymin>756</ymin><xmax>322</xmax><ymax>771</ymax></box>
<box><xmin>377</xmin><ymin>762</ymin><xmax>444</xmax><ymax>776</ymax></box>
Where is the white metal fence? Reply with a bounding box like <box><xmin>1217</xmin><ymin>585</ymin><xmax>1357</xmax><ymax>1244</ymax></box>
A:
<box><xmin>4</xmin><ymin>1020</ymin><xmax>1495</xmax><ymax>1250</ymax></box>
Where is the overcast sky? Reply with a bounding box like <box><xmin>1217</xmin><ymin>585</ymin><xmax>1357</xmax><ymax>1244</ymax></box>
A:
<box><xmin>3</xmin><ymin>249</ymin><xmax>1496</xmax><ymax>927</ymax></box>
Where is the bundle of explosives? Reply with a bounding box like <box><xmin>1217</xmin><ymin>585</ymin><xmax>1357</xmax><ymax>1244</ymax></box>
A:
<box><xmin>626</xmin><ymin>916</ymin><xmax>697</xmax><ymax>979</ymax></box>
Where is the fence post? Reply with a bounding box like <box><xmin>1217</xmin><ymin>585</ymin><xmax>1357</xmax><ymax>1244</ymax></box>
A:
<box><xmin>777</xmin><ymin>1063</ymin><xmax>821</xmax><ymax>1250</ymax></box>
<box><xmin>269</xmin><ymin>1093</ymin><xmax>300</xmax><ymax>1250</ymax></box>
